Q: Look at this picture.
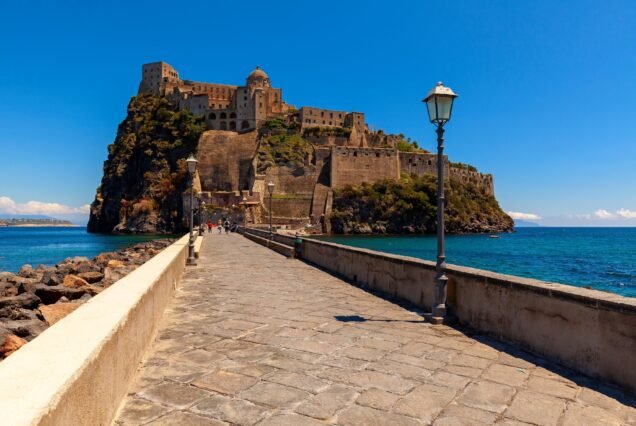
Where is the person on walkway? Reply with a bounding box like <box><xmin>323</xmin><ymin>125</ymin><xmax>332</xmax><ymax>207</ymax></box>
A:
<box><xmin>207</xmin><ymin>220</ymin><xmax>213</xmax><ymax>233</ymax></box>
<box><xmin>217</xmin><ymin>219</ymin><xmax>223</xmax><ymax>234</ymax></box>
<box><xmin>224</xmin><ymin>219</ymin><xmax>230</xmax><ymax>234</ymax></box>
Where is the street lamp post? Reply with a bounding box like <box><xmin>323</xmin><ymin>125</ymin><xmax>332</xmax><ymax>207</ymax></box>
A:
<box><xmin>186</xmin><ymin>154</ymin><xmax>198</xmax><ymax>266</ymax></box>
<box><xmin>423</xmin><ymin>82</ymin><xmax>458</xmax><ymax>324</ymax></box>
<box><xmin>267</xmin><ymin>182</ymin><xmax>275</xmax><ymax>238</ymax></box>
<box><xmin>242</xmin><ymin>196</ymin><xmax>248</xmax><ymax>229</ymax></box>
<box><xmin>200</xmin><ymin>200</ymin><xmax>206</xmax><ymax>232</ymax></box>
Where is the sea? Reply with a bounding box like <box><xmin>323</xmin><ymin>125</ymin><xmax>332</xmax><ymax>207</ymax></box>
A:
<box><xmin>1</xmin><ymin>226</ymin><xmax>635</xmax><ymax>298</ymax></box>
<box><xmin>318</xmin><ymin>227</ymin><xmax>636</xmax><ymax>298</ymax></box>
<box><xmin>0</xmin><ymin>227</ymin><xmax>165</xmax><ymax>273</ymax></box>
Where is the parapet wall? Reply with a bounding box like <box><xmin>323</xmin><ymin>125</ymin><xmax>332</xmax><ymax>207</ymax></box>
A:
<box><xmin>0</xmin><ymin>234</ymin><xmax>190</xmax><ymax>425</ymax></box>
<box><xmin>399</xmin><ymin>152</ymin><xmax>449</xmax><ymax>177</ymax></box>
<box><xmin>330</xmin><ymin>146</ymin><xmax>400</xmax><ymax>189</ymax></box>
<box><xmin>298</xmin><ymin>238</ymin><xmax>636</xmax><ymax>393</ymax></box>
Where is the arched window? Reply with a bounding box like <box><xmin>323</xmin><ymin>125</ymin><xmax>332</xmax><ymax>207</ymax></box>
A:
<box><xmin>241</xmin><ymin>120</ymin><xmax>250</xmax><ymax>129</ymax></box>
<box><xmin>220</xmin><ymin>121</ymin><xmax>227</xmax><ymax>130</ymax></box>
<box><xmin>209</xmin><ymin>113</ymin><xmax>216</xmax><ymax>120</ymax></box>
<box><xmin>229</xmin><ymin>121</ymin><xmax>237</xmax><ymax>131</ymax></box>
<box><xmin>229</xmin><ymin>112</ymin><xmax>237</xmax><ymax>118</ymax></box>
<box><xmin>220</xmin><ymin>112</ymin><xmax>227</xmax><ymax>119</ymax></box>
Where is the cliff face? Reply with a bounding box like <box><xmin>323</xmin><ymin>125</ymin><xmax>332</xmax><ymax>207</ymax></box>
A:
<box><xmin>87</xmin><ymin>95</ymin><xmax>205</xmax><ymax>234</ymax></box>
<box><xmin>330</xmin><ymin>174</ymin><xmax>514</xmax><ymax>234</ymax></box>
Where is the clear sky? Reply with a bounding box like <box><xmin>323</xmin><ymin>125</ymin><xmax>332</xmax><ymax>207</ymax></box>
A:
<box><xmin>1</xmin><ymin>0</ymin><xmax>635</xmax><ymax>225</ymax></box>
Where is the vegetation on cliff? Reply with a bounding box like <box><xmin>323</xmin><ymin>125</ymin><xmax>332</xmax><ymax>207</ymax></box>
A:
<box><xmin>331</xmin><ymin>174</ymin><xmax>513</xmax><ymax>234</ymax></box>
<box><xmin>256</xmin><ymin>134</ymin><xmax>314</xmax><ymax>173</ymax></box>
<box><xmin>88</xmin><ymin>94</ymin><xmax>205</xmax><ymax>233</ymax></box>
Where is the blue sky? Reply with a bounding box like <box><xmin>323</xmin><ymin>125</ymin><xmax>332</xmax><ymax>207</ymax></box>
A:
<box><xmin>1</xmin><ymin>0</ymin><xmax>635</xmax><ymax>225</ymax></box>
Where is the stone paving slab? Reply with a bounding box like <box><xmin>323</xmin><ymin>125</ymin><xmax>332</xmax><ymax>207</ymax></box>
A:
<box><xmin>114</xmin><ymin>233</ymin><xmax>636</xmax><ymax>425</ymax></box>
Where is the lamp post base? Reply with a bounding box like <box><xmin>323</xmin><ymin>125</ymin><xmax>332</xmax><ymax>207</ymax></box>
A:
<box><xmin>186</xmin><ymin>256</ymin><xmax>197</xmax><ymax>266</ymax></box>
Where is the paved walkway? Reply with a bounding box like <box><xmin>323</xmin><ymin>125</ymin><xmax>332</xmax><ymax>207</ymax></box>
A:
<box><xmin>115</xmin><ymin>233</ymin><xmax>635</xmax><ymax>426</ymax></box>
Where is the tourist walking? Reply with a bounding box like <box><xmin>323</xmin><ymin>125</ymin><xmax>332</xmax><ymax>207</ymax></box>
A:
<box><xmin>207</xmin><ymin>220</ymin><xmax>213</xmax><ymax>233</ymax></box>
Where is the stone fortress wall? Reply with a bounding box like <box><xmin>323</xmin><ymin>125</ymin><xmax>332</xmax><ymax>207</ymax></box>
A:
<box><xmin>141</xmin><ymin>62</ymin><xmax>497</xmax><ymax>224</ymax></box>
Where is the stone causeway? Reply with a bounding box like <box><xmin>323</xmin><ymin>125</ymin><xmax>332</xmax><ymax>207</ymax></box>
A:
<box><xmin>114</xmin><ymin>233</ymin><xmax>636</xmax><ymax>425</ymax></box>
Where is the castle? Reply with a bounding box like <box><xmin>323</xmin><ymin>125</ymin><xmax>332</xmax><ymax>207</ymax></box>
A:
<box><xmin>138</xmin><ymin>62</ymin><xmax>495</xmax><ymax>228</ymax></box>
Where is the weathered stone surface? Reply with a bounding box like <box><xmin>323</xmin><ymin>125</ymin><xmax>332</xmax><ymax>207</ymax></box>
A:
<box><xmin>295</xmin><ymin>385</ymin><xmax>357</xmax><ymax>419</ymax></box>
<box><xmin>457</xmin><ymin>381</ymin><xmax>515</xmax><ymax>413</ymax></box>
<box><xmin>394</xmin><ymin>383</ymin><xmax>456</xmax><ymax>422</ymax></box>
<box><xmin>138</xmin><ymin>381</ymin><xmax>209</xmax><ymax>410</ymax></box>
<box><xmin>0</xmin><ymin>328</ymin><xmax>27</xmax><ymax>358</ymax></box>
<box><xmin>356</xmin><ymin>388</ymin><xmax>399</xmax><ymax>411</ymax></box>
<box><xmin>77</xmin><ymin>271</ymin><xmax>104</xmax><ymax>283</ymax></box>
<box><xmin>0</xmin><ymin>293</ymin><xmax>40</xmax><ymax>310</ymax></box>
<box><xmin>39</xmin><ymin>303</ymin><xmax>80</xmax><ymax>326</ymax></box>
<box><xmin>191</xmin><ymin>394</ymin><xmax>268</xmax><ymax>425</ymax></box>
<box><xmin>192</xmin><ymin>370</ymin><xmax>258</xmax><ymax>395</ymax></box>
<box><xmin>338</xmin><ymin>405</ymin><xmax>420</xmax><ymax>426</ymax></box>
<box><xmin>113</xmin><ymin>234</ymin><xmax>635</xmax><ymax>426</ymax></box>
<box><xmin>145</xmin><ymin>411</ymin><xmax>225</xmax><ymax>426</ymax></box>
<box><xmin>62</xmin><ymin>274</ymin><xmax>90</xmax><ymax>289</ymax></box>
<box><xmin>562</xmin><ymin>402</ymin><xmax>624</xmax><ymax>426</ymax></box>
<box><xmin>505</xmin><ymin>390</ymin><xmax>566</xmax><ymax>426</ymax></box>
<box><xmin>113</xmin><ymin>397</ymin><xmax>170</xmax><ymax>425</ymax></box>
<box><xmin>241</xmin><ymin>382</ymin><xmax>309</xmax><ymax>408</ymax></box>
<box><xmin>527</xmin><ymin>375</ymin><xmax>578</xmax><ymax>399</ymax></box>
<box><xmin>107</xmin><ymin>259</ymin><xmax>126</xmax><ymax>269</ymax></box>
<box><xmin>434</xmin><ymin>402</ymin><xmax>499</xmax><ymax>425</ymax></box>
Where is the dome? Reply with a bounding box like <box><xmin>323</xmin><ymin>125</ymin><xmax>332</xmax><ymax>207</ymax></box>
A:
<box><xmin>248</xmin><ymin>65</ymin><xmax>269</xmax><ymax>80</ymax></box>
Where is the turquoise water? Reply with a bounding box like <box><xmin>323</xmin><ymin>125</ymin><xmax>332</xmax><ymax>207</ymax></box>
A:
<box><xmin>0</xmin><ymin>227</ymin><xmax>168</xmax><ymax>273</ymax></box>
<box><xmin>318</xmin><ymin>228</ymin><xmax>636</xmax><ymax>298</ymax></box>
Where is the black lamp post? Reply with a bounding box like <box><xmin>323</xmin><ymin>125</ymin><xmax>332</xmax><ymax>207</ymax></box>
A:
<box><xmin>267</xmin><ymin>181</ymin><xmax>275</xmax><ymax>238</ymax></box>
<box><xmin>200</xmin><ymin>200</ymin><xmax>206</xmax><ymax>232</ymax></box>
<box><xmin>423</xmin><ymin>81</ymin><xmax>458</xmax><ymax>324</ymax></box>
<box><xmin>186</xmin><ymin>154</ymin><xmax>198</xmax><ymax>266</ymax></box>
<box><xmin>242</xmin><ymin>196</ymin><xmax>248</xmax><ymax>229</ymax></box>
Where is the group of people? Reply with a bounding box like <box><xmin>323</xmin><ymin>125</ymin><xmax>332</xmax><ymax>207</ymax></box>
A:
<box><xmin>205</xmin><ymin>218</ymin><xmax>237</xmax><ymax>234</ymax></box>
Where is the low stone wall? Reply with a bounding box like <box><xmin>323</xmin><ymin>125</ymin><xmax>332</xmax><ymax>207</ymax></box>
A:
<box><xmin>242</xmin><ymin>231</ymin><xmax>294</xmax><ymax>258</ymax></box>
<box><xmin>243</xmin><ymin>227</ymin><xmax>296</xmax><ymax>247</ymax></box>
<box><xmin>299</xmin><ymin>238</ymin><xmax>636</xmax><ymax>392</ymax></box>
<box><xmin>0</xmin><ymin>234</ymin><xmax>190</xmax><ymax>425</ymax></box>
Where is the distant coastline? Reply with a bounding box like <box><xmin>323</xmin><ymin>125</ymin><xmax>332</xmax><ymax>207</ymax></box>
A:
<box><xmin>0</xmin><ymin>218</ymin><xmax>78</xmax><ymax>228</ymax></box>
<box><xmin>2</xmin><ymin>224</ymin><xmax>80</xmax><ymax>228</ymax></box>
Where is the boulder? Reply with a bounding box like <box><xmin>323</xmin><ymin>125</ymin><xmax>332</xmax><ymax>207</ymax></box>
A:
<box><xmin>0</xmin><ymin>282</ymin><xmax>18</xmax><ymax>298</ymax></box>
<box><xmin>35</xmin><ymin>284</ymin><xmax>85</xmax><ymax>304</ymax></box>
<box><xmin>62</xmin><ymin>274</ymin><xmax>90</xmax><ymax>289</ymax></box>
<box><xmin>103</xmin><ymin>267</ymin><xmax>125</xmax><ymax>284</ymax></box>
<box><xmin>73</xmin><ymin>261</ymin><xmax>94</xmax><ymax>274</ymax></box>
<box><xmin>0</xmin><ymin>327</ymin><xmax>27</xmax><ymax>359</ymax></box>
<box><xmin>0</xmin><ymin>293</ymin><xmax>41</xmax><ymax>310</ymax></box>
<box><xmin>3</xmin><ymin>318</ymin><xmax>47</xmax><ymax>340</ymax></box>
<box><xmin>18</xmin><ymin>264</ymin><xmax>34</xmax><ymax>278</ymax></box>
<box><xmin>77</xmin><ymin>271</ymin><xmax>104</xmax><ymax>284</ymax></box>
<box><xmin>39</xmin><ymin>303</ymin><xmax>80</xmax><ymax>326</ymax></box>
<box><xmin>16</xmin><ymin>281</ymin><xmax>36</xmax><ymax>295</ymax></box>
<box><xmin>41</xmin><ymin>270</ymin><xmax>63</xmax><ymax>286</ymax></box>
<box><xmin>107</xmin><ymin>259</ymin><xmax>126</xmax><ymax>269</ymax></box>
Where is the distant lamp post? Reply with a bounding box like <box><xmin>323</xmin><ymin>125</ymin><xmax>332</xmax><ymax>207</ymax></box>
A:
<box><xmin>186</xmin><ymin>154</ymin><xmax>198</xmax><ymax>266</ymax></box>
<box><xmin>423</xmin><ymin>81</ymin><xmax>458</xmax><ymax>324</ymax></box>
<box><xmin>200</xmin><ymin>200</ymin><xmax>206</xmax><ymax>231</ymax></box>
<box><xmin>267</xmin><ymin>181</ymin><xmax>275</xmax><ymax>238</ymax></box>
<box><xmin>242</xmin><ymin>196</ymin><xmax>248</xmax><ymax>229</ymax></box>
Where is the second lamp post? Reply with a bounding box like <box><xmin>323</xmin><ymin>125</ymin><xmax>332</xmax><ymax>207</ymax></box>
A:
<box><xmin>267</xmin><ymin>181</ymin><xmax>275</xmax><ymax>238</ymax></box>
<box><xmin>423</xmin><ymin>81</ymin><xmax>458</xmax><ymax>324</ymax></box>
<box><xmin>186</xmin><ymin>154</ymin><xmax>198</xmax><ymax>266</ymax></box>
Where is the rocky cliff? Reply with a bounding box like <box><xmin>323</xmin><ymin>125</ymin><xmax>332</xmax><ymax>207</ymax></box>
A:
<box><xmin>331</xmin><ymin>174</ymin><xmax>514</xmax><ymax>234</ymax></box>
<box><xmin>87</xmin><ymin>95</ymin><xmax>205</xmax><ymax>234</ymax></box>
